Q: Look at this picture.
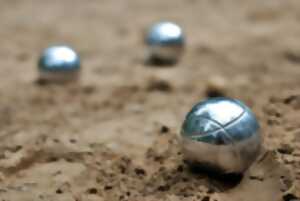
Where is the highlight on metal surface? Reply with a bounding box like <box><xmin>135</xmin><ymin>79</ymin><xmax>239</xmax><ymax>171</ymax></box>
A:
<box><xmin>38</xmin><ymin>45</ymin><xmax>80</xmax><ymax>83</ymax></box>
<box><xmin>145</xmin><ymin>21</ymin><xmax>185</xmax><ymax>64</ymax></box>
<box><xmin>181</xmin><ymin>97</ymin><xmax>261</xmax><ymax>174</ymax></box>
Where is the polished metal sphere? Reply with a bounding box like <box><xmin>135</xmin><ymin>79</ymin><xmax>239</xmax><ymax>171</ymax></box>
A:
<box><xmin>38</xmin><ymin>46</ymin><xmax>80</xmax><ymax>82</ymax></box>
<box><xmin>181</xmin><ymin>97</ymin><xmax>261</xmax><ymax>174</ymax></box>
<box><xmin>146</xmin><ymin>21</ymin><xmax>185</xmax><ymax>64</ymax></box>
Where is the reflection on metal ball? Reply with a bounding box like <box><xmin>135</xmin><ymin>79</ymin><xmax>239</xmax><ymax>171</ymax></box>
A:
<box><xmin>181</xmin><ymin>97</ymin><xmax>261</xmax><ymax>174</ymax></box>
<box><xmin>146</xmin><ymin>21</ymin><xmax>185</xmax><ymax>64</ymax></box>
<box><xmin>38</xmin><ymin>46</ymin><xmax>80</xmax><ymax>82</ymax></box>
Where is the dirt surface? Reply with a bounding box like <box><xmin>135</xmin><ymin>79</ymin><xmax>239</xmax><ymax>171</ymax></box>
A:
<box><xmin>0</xmin><ymin>0</ymin><xmax>300</xmax><ymax>200</ymax></box>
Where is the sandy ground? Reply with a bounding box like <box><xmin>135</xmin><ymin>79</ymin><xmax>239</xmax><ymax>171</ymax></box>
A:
<box><xmin>0</xmin><ymin>0</ymin><xmax>299</xmax><ymax>200</ymax></box>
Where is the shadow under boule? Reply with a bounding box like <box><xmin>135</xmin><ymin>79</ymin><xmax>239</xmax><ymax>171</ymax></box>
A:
<box><xmin>186</xmin><ymin>160</ymin><xmax>243</xmax><ymax>191</ymax></box>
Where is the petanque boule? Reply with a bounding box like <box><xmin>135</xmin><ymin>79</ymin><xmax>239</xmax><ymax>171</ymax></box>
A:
<box><xmin>38</xmin><ymin>45</ymin><xmax>81</xmax><ymax>83</ymax></box>
<box><xmin>145</xmin><ymin>21</ymin><xmax>185</xmax><ymax>65</ymax></box>
<box><xmin>181</xmin><ymin>97</ymin><xmax>261</xmax><ymax>174</ymax></box>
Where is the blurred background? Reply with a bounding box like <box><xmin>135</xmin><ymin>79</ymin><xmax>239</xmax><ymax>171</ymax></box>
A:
<box><xmin>0</xmin><ymin>0</ymin><xmax>299</xmax><ymax>200</ymax></box>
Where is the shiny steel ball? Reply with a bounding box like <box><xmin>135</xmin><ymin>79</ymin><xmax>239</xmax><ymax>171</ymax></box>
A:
<box><xmin>38</xmin><ymin>46</ymin><xmax>80</xmax><ymax>82</ymax></box>
<box><xmin>146</xmin><ymin>21</ymin><xmax>185</xmax><ymax>64</ymax></box>
<box><xmin>181</xmin><ymin>97</ymin><xmax>261</xmax><ymax>174</ymax></box>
